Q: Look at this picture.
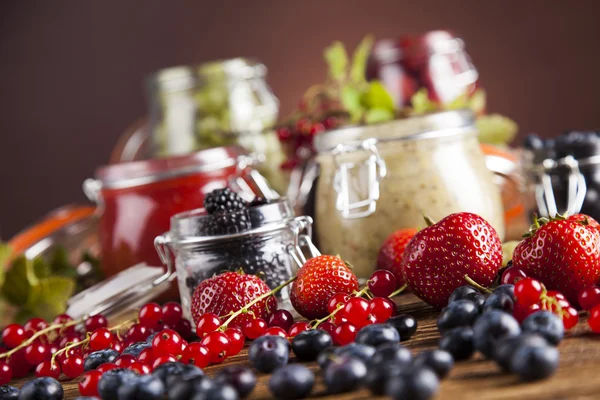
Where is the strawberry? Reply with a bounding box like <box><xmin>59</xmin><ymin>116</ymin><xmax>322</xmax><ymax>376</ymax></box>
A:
<box><xmin>401</xmin><ymin>213</ymin><xmax>502</xmax><ymax>308</ymax></box>
<box><xmin>377</xmin><ymin>228</ymin><xmax>418</xmax><ymax>288</ymax></box>
<box><xmin>568</xmin><ymin>213</ymin><xmax>600</xmax><ymax>230</ymax></box>
<box><xmin>190</xmin><ymin>271</ymin><xmax>276</xmax><ymax>327</ymax></box>
<box><xmin>513</xmin><ymin>215</ymin><xmax>600</xmax><ymax>305</ymax></box>
<box><xmin>290</xmin><ymin>255</ymin><xmax>359</xmax><ymax>320</ymax></box>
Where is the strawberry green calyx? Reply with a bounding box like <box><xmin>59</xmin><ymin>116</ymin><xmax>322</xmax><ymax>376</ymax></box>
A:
<box><xmin>423</xmin><ymin>215</ymin><xmax>436</xmax><ymax>227</ymax></box>
<box><xmin>521</xmin><ymin>214</ymin><xmax>567</xmax><ymax>238</ymax></box>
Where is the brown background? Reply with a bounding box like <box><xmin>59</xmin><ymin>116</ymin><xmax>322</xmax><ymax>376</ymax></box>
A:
<box><xmin>1</xmin><ymin>0</ymin><xmax>599</xmax><ymax>237</ymax></box>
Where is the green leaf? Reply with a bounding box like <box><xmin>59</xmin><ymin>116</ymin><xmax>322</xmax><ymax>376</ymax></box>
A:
<box><xmin>33</xmin><ymin>257</ymin><xmax>51</xmax><ymax>278</ymax></box>
<box><xmin>0</xmin><ymin>243</ymin><xmax>11</xmax><ymax>288</ymax></box>
<box><xmin>476</xmin><ymin>114</ymin><xmax>518</xmax><ymax>145</ymax></box>
<box><xmin>340</xmin><ymin>85</ymin><xmax>363</xmax><ymax>123</ymax></box>
<box><xmin>365</xmin><ymin>108</ymin><xmax>394</xmax><ymax>124</ymax></box>
<box><xmin>324</xmin><ymin>41</ymin><xmax>348</xmax><ymax>82</ymax></box>
<box><xmin>361</xmin><ymin>81</ymin><xmax>395</xmax><ymax>111</ymax></box>
<box><xmin>350</xmin><ymin>35</ymin><xmax>374</xmax><ymax>85</ymax></box>
<box><xmin>2</xmin><ymin>256</ymin><xmax>39</xmax><ymax>306</ymax></box>
<box><xmin>468</xmin><ymin>89</ymin><xmax>486</xmax><ymax>115</ymax></box>
<box><xmin>13</xmin><ymin>308</ymin><xmax>37</xmax><ymax>326</ymax></box>
<box><xmin>26</xmin><ymin>277</ymin><xmax>75</xmax><ymax>321</ymax></box>
<box><xmin>446</xmin><ymin>93</ymin><xmax>469</xmax><ymax>110</ymax></box>
<box><xmin>82</xmin><ymin>252</ymin><xmax>104</xmax><ymax>281</ymax></box>
<box><xmin>410</xmin><ymin>88</ymin><xmax>438</xmax><ymax>115</ymax></box>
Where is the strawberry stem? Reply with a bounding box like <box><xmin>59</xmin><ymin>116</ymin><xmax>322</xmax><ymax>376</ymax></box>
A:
<box><xmin>464</xmin><ymin>275</ymin><xmax>492</xmax><ymax>295</ymax></box>
<box><xmin>423</xmin><ymin>215</ymin><xmax>436</xmax><ymax>227</ymax></box>
<box><xmin>219</xmin><ymin>276</ymin><xmax>297</xmax><ymax>330</ymax></box>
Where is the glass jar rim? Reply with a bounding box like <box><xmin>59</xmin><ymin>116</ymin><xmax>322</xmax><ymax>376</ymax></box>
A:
<box><xmin>314</xmin><ymin>109</ymin><xmax>475</xmax><ymax>153</ymax></box>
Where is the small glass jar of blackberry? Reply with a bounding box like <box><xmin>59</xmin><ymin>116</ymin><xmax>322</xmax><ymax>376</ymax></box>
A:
<box><xmin>524</xmin><ymin>131</ymin><xmax>600</xmax><ymax>219</ymax></box>
<box><xmin>155</xmin><ymin>188</ymin><xmax>314</xmax><ymax>323</ymax></box>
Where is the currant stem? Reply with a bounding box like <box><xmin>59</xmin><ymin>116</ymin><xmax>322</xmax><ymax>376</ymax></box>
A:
<box><xmin>219</xmin><ymin>276</ymin><xmax>297</xmax><ymax>330</ymax></box>
<box><xmin>464</xmin><ymin>275</ymin><xmax>493</xmax><ymax>295</ymax></box>
<box><xmin>388</xmin><ymin>284</ymin><xmax>408</xmax><ymax>298</ymax></box>
<box><xmin>311</xmin><ymin>286</ymin><xmax>371</xmax><ymax>329</ymax></box>
<box><xmin>0</xmin><ymin>318</ymin><xmax>83</xmax><ymax>360</ymax></box>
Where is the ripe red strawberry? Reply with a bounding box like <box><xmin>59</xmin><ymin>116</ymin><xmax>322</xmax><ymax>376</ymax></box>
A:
<box><xmin>401</xmin><ymin>213</ymin><xmax>502</xmax><ymax>308</ymax></box>
<box><xmin>377</xmin><ymin>228</ymin><xmax>418</xmax><ymax>288</ymax></box>
<box><xmin>290</xmin><ymin>255</ymin><xmax>359</xmax><ymax>320</ymax></box>
<box><xmin>513</xmin><ymin>216</ymin><xmax>600</xmax><ymax>305</ymax></box>
<box><xmin>569</xmin><ymin>213</ymin><xmax>600</xmax><ymax>230</ymax></box>
<box><xmin>191</xmin><ymin>271</ymin><xmax>276</xmax><ymax>327</ymax></box>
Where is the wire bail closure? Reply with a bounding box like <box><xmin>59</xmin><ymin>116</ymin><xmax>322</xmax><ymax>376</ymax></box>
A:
<box><xmin>535</xmin><ymin>155</ymin><xmax>587</xmax><ymax>217</ymax></box>
<box><xmin>332</xmin><ymin>139</ymin><xmax>387</xmax><ymax>219</ymax></box>
<box><xmin>286</xmin><ymin>216</ymin><xmax>320</xmax><ymax>269</ymax></box>
<box><xmin>230</xmin><ymin>153</ymin><xmax>280</xmax><ymax>202</ymax></box>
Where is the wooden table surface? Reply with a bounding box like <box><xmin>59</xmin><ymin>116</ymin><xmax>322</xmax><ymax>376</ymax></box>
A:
<box><xmin>14</xmin><ymin>293</ymin><xmax>600</xmax><ymax>399</ymax></box>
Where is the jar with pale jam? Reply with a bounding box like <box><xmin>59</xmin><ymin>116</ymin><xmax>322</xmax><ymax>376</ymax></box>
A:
<box><xmin>312</xmin><ymin>110</ymin><xmax>504</xmax><ymax>279</ymax></box>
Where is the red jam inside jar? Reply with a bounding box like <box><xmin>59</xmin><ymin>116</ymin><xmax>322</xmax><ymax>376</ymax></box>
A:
<box><xmin>87</xmin><ymin>146</ymin><xmax>249</xmax><ymax>297</ymax></box>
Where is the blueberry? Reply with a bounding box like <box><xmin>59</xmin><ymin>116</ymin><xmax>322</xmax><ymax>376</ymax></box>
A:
<box><xmin>334</xmin><ymin>343</ymin><xmax>376</xmax><ymax>365</ymax></box>
<box><xmin>473</xmin><ymin>310</ymin><xmax>521</xmax><ymax>358</ymax></box>
<box><xmin>493</xmin><ymin>284</ymin><xmax>515</xmax><ymax>300</ymax></box>
<box><xmin>464</xmin><ymin>292</ymin><xmax>486</xmax><ymax>310</ymax></box>
<box><xmin>122</xmin><ymin>341</ymin><xmax>151</xmax><ymax>358</ymax></box>
<box><xmin>365</xmin><ymin>360</ymin><xmax>405</xmax><ymax>395</ymax></box>
<box><xmin>412</xmin><ymin>349</ymin><xmax>454</xmax><ymax>379</ymax></box>
<box><xmin>169</xmin><ymin>376</ymin><xmax>215</xmax><ymax>400</ymax></box>
<box><xmin>439</xmin><ymin>327</ymin><xmax>474</xmax><ymax>361</ymax></box>
<box><xmin>0</xmin><ymin>385</ymin><xmax>18</xmax><ymax>399</ymax></box>
<box><xmin>291</xmin><ymin>329</ymin><xmax>333</xmax><ymax>361</ymax></box>
<box><xmin>483</xmin><ymin>291</ymin><xmax>514</xmax><ymax>313</ymax></box>
<box><xmin>18</xmin><ymin>377</ymin><xmax>63</xmax><ymax>400</ymax></box>
<box><xmin>524</xmin><ymin>134</ymin><xmax>545</xmax><ymax>150</ymax></box>
<box><xmin>493</xmin><ymin>333</ymin><xmax>549</xmax><ymax>371</ymax></box>
<box><xmin>84</xmin><ymin>349</ymin><xmax>119</xmax><ymax>371</ymax></box>
<box><xmin>323</xmin><ymin>356</ymin><xmax>367</xmax><ymax>394</ymax></box>
<box><xmin>387</xmin><ymin>314</ymin><xmax>417</xmax><ymax>340</ymax></box>
<box><xmin>385</xmin><ymin>367</ymin><xmax>439</xmax><ymax>400</ymax></box>
<box><xmin>248</xmin><ymin>335</ymin><xmax>290</xmax><ymax>373</ymax></box>
<box><xmin>167</xmin><ymin>364</ymin><xmax>204</xmax><ymax>387</ymax></box>
<box><xmin>448</xmin><ymin>286</ymin><xmax>478</xmax><ymax>303</ymax></box>
<box><xmin>437</xmin><ymin>300</ymin><xmax>479</xmax><ymax>332</ymax></box>
<box><xmin>190</xmin><ymin>384</ymin><xmax>239</xmax><ymax>400</ymax></box>
<box><xmin>369</xmin><ymin>342</ymin><xmax>412</xmax><ymax>367</ymax></box>
<box><xmin>355</xmin><ymin>324</ymin><xmax>400</xmax><ymax>347</ymax></box>
<box><xmin>510</xmin><ymin>344</ymin><xmax>559</xmax><ymax>381</ymax></box>
<box><xmin>268</xmin><ymin>365</ymin><xmax>315</xmax><ymax>399</ymax></box>
<box><xmin>522</xmin><ymin>311</ymin><xmax>564</xmax><ymax>346</ymax></box>
<box><xmin>117</xmin><ymin>374</ymin><xmax>165</xmax><ymax>400</ymax></box>
<box><xmin>214</xmin><ymin>366</ymin><xmax>256</xmax><ymax>398</ymax></box>
<box><xmin>97</xmin><ymin>368</ymin><xmax>138</xmax><ymax>399</ymax></box>
<box><xmin>316</xmin><ymin>347</ymin><xmax>336</xmax><ymax>370</ymax></box>
<box><xmin>146</xmin><ymin>331</ymin><xmax>159</xmax><ymax>344</ymax></box>
<box><xmin>153</xmin><ymin>361</ymin><xmax>203</xmax><ymax>386</ymax></box>
<box><xmin>74</xmin><ymin>398</ymin><xmax>98</xmax><ymax>400</ymax></box>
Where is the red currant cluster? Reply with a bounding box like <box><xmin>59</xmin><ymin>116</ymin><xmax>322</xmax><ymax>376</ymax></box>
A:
<box><xmin>502</xmin><ymin>267</ymin><xmax>578</xmax><ymax>329</ymax></box>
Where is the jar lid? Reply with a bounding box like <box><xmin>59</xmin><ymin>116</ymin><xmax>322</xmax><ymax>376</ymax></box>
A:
<box><xmin>91</xmin><ymin>145</ymin><xmax>247</xmax><ymax>191</ymax></box>
<box><xmin>314</xmin><ymin>109</ymin><xmax>475</xmax><ymax>153</ymax></box>
<box><xmin>166</xmin><ymin>198</ymin><xmax>295</xmax><ymax>247</ymax></box>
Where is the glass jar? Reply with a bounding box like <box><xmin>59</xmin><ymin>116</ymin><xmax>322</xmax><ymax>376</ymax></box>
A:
<box><xmin>154</xmin><ymin>200</ymin><xmax>314</xmax><ymax>324</ymax></box>
<box><xmin>146</xmin><ymin>58</ymin><xmax>287</xmax><ymax>194</ymax></box>
<box><xmin>366</xmin><ymin>30</ymin><xmax>479</xmax><ymax>108</ymax></box>
<box><xmin>312</xmin><ymin>110</ymin><xmax>504</xmax><ymax>279</ymax></box>
<box><xmin>83</xmin><ymin>146</ymin><xmax>274</xmax><ymax>298</ymax></box>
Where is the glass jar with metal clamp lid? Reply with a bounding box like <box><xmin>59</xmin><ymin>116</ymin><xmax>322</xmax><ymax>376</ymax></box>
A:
<box><xmin>154</xmin><ymin>199</ymin><xmax>316</xmax><ymax>324</ymax></box>
<box><xmin>311</xmin><ymin>109</ymin><xmax>504</xmax><ymax>279</ymax></box>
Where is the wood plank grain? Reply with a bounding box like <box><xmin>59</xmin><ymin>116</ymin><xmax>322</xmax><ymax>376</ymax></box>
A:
<box><xmin>12</xmin><ymin>294</ymin><xmax>600</xmax><ymax>399</ymax></box>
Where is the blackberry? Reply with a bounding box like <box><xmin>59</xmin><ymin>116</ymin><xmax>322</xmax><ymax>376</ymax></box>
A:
<box><xmin>204</xmin><ymin>188</ymin><xmax>247</xmax><ymax>214</ymax></box>
<box><xmin>204</xmin><ymin>212</ymin><xmax>251</xmax><ymax>236</ymax></box>
<box><xmin>248</xmin><ymin>197</ymin><xmax>269</xmax><ymax>207</ymax></box>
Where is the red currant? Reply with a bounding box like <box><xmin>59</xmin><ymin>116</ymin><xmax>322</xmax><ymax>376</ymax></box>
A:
<box><xmin>563</xmin><ymin>306</ymin><xmax>579</xmax><ymax>330</ymax></box>
<box><xmin>35</xmin><ymin>360</ymin><xmax>59</xmax><ymax>379</ymax></box>
<box><xmin>267</xmin><ymin>309</ymin><xmax>294</xmax><ymax>332</ymax></box>
<box><xmin>62</xmin><ymin>355</ymin><xmax>84</xmax><ymax>379</ymax></box>
<box><xmin>115</xmin><ymin>355</ymin><xmax>137</xmax><ymax>368</ymax></box>
<box><xmin>322</xmin><ymin>116</ymin><xmax>338</xmax><ymax>129</ymax></box>
<box><xmin>0</xmin><ymin>362</ymin><xmax>11</xmax><ymax>384</ymax></box>
<box><xmin>24</xmin><ymin>318</ymin><xmax>49</xmax><ymax>336</ymax></box>
<box><xmin>368</xmin><ymin>297</ymin><xmax>396</xmax><ymax>323</ymax></box>
<box><xmin>25</xmin><ymin>341</ymin><xmax>50</xmax><ymax>365</ymax></box>
<box><xmin>224</xmin><ymin>328</ymin><xmax>245</xmax><ymax>356</ymax></box>
<box><xmin>130</xmin><ymin>361</ymin><xmax>151</xmax><ymax>375</ymax></box>
<box><xmin>513</xmin><ymin>302</ymin><xmax>541</xmax><ymax>323</ymax></box>
<box><xmin>56</xmin><ymin>347</ymin><xmax>82</xmax><ymax>365</ymax></box>
<box><xmin>327</xmin><ymin>293</ymin><xmax>351</xmax><ymax>314</ymax></box>
<box><xmin>138</xmin><ymin>348</ymin><xmax>155</xmax><ymax>365</ymax></box>
<box><xmin>181</xmin><ymin>342</ymin><xmax>210</xmax><ymax>368</ymax></box>
<box><xmin>195</xmin><ymin>313</ymin><xmax>221</xmax><ymax>337</ymax></box>
<box><xmin>139</xmin><ymin>303</ymin><xmax>164</xmax><ymax>330</ymax></box>
<box><xmin>243</xmin><ymin>319</ymin><xmax>267</xmax><ymax>340</ymax></box>
<box><xmin>7</xmin><ymin>348</ymin><xmax>31</xmax><ymax>378</ymax></box>
<box><xmin>579</xmin><ymin>287</ymin><xmax>600</xmax><ymax>310</ymax></box>
<box><xmin>333</xmin><ymin>313</ymin><xmax>348</xmax><ymax>325</ymax></box>
<box><xmin>52</xmin><ymin>314</ymin><xmax>76</xmax><ymax>334</ymax></box>
<box><xmin>288</xmin><ymin>321</ymin><xmax>310</xmax><ymax>338</ymax></box>
<box><xmin>334</xmin><ymin>322</ymin><xmax>358</xmax><ymax>346</ymax></box>
<box><xmin>152</xmin><ymin>355</ymin><xmax>177</xmax><ymax>370</ymax></box>
<box><xmin>201</xmin><ymin>331</ymin><xmax>230</xmax><ymax>364</ymax></box>
<box><xmin>501</xmin><ymin>266</ymin><xmax>528</xmax><ymax>285</ymax></box>
<box><xmin>2</xmin><ymin>324</ymin><xmax>26</xmax><ymax>349</ymax></box>
<box><xmin>368</xmin><ymin>270</ymin><xmax>397</xmax><ymax>298</ymax></box>
<box><xmin>343</xmin><ymin>297</ymin><xmax>370</xmax><ymax>327</ymax></box>
<box><xmin>175</xmin><ymin>319</ymin><xmax>193</xmax><ymax>340</ymax></box>
<box><xmin>96</xmin><ymin>362</ymin><xmax>118</xmax><ymax>373</ymax></box>
<box><xmin>514</xmin><ymin>278</ymin><xmax>543</xmax><ymax>306</ymax></box>
<box><xmin>162</xmin><ymin>302</ymin><xmax>183</xmax><ymax>325</ymax></box>
<box><xmin>110</xmin><ymin>340</ymin><xmax>124</xmax><ymax>353</ymax></box>
<box><xmin>546</xmin><ymin>290</ymin><xmax>566</xmax><ymax>301</ymax></box>
<box><xmin>89</xmin><ymin>328</ymin><xmax>113</xmax><ymax>351</ymax></box>
<box><xmin>263</xmin><ymin>327</ymin><xmax>287</xmax><ymax>338</ymax></box>
<box><xmin>318</xmin><ymin>321</ymin><xmax>337</xmax><ymax>337</ymax></box>
<box><xmin>84</xmin><ymin>314</ymin><xmax>108</xmax><ymax>333</ymax></box>
<box><xmin>152</xmin><ymin>329</ymin><xmax>183</xmax><ymax>357</ymax></box>
<box><xmin>79</xmin><ymin>370</ymin><xmax>102</xmax><ymax>396</ymax></box>
<box><xmin>59</xmin><ymin>333</ymin><xmax>83</xmax><ymax>349</ymax></box>
<box><xmin>277</xmin><ymin>127</ymin><xmax>292</xmax><ymax>142</ymax></box>
<box><xmin>125</xmin><ymin>323</ymin><xmax>149</xmax><ymax>342</ymax></box>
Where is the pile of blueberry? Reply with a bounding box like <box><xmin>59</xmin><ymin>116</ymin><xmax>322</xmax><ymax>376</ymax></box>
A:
<box><xmin>525</xmin><ymin>131</ymin><xmax>600</xmax><ymax>219</ymax></box>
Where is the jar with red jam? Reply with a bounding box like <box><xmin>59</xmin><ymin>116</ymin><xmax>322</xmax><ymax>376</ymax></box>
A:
<box><xmin>84</xmin><ymin>146</ymin><xmax>272</xmax><ymax>297</ymax></box>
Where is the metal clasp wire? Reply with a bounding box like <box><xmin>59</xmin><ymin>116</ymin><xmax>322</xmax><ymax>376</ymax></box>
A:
<box><xmin>153</xmin><ymin>234</ymin><xmax>177</xmax><ymax>285</ymax></box>
<box><xmin>535</xmin><ymin>155</ymin><xmax>587</xmax><ymax>217</ymax></box>
<box><xmin>332</xmin><ymin>139</ymin><xmax>387</xmax><ymax>219</ymax></box>
<box><xmin>231</xmin><ymin>153</ymin><xmax>280</xmax><ymax>201</ymax></box>
<box><xmin>286</xmin><ymin>216</ymin><xmax>320</xmax><ymax>269</ymax></box>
